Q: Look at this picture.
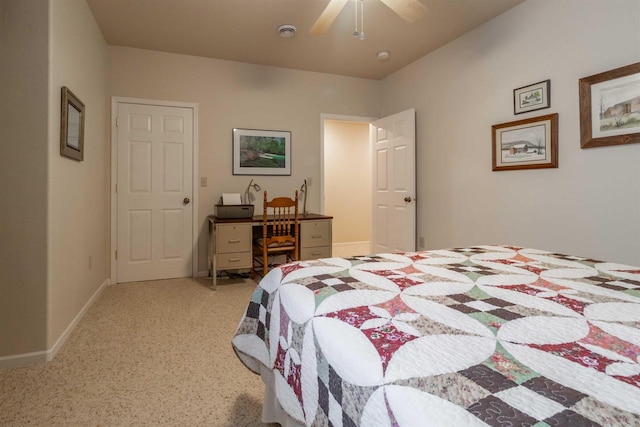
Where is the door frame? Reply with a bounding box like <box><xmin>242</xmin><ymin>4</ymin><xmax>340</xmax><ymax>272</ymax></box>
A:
<box><xmin>110</xmin><ymin>97</ymin><xmax>199</xmax><ymax>283</ymax></box>
<box><xmin>319</xmin><ymin>113</ymin><xmax>376</xmax><ymax>215</ymax></box>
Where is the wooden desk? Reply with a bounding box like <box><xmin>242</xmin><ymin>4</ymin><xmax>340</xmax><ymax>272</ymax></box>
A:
<box><xmin>208</xmin><ymin>213</ymin><xmax>333</xmax><ymax>289</ymax></box>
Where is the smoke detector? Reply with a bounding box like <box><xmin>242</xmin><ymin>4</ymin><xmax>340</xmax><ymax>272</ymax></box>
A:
<box><xmin>277</xmin><ymin>25</ymin><xmax>297</xmax><ymax>38</ymax></box>
<box><xmin>377</xmin><ymin>51</ymin><xmax>390</xmax><ymax>61</ymax></box>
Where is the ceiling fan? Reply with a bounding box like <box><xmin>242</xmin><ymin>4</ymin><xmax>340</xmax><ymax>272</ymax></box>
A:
<box><xmin>310</xmin><ymin>0</ymin><xmax>428</xmax><ymax>35</ymax></box>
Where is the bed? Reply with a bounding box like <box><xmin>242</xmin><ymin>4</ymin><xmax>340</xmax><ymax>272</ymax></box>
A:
<box><xmin>232</xmin><ymin>245</ymin><xmax>640</xmax><ymax>426</ymax></box>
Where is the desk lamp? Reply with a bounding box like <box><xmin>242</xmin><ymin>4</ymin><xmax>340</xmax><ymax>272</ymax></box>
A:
<box><xmin>244</xmin><ymin>179</ymin><xmax>262</xmax><ymax>204</ymax></box>
<box><xmin>300</xmin><ymin>179</ymin><xmax>308</xmax><ymax>215</ymax></box>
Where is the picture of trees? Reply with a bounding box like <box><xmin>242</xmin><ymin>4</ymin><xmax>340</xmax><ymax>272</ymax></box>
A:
<box><xmin>239</xmin><ymin>135</ymin><xmax>286</xmax><ymax>168</ymax></box>
<box><xmin>233</xmin><ymin>128</ymin><xmax>291</xmax><ymax>175</ymax></box>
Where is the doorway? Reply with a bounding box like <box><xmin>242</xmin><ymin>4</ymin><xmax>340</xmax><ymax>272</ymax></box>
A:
<box><xmin>321</xmin><ymin>109</ymin><xmax>417</xmax><ymax>257</ymax></box>
<box><xmin>321</xmin><ymin>115</ymin><xmax>374</xmax><ymax>257</ymax></box>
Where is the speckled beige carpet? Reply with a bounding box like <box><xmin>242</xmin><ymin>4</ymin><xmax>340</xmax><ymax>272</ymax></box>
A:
<box><xmin>0</xmin><ymin>277</ymin><xmax>277</xmax><ymax>426</ymax></box>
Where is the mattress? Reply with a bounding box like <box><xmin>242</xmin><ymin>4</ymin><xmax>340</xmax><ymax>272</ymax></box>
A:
<box><xmin>232</xmin><ymin>245</ymin><xmax>640</xmax><ymax>426</ymax></box>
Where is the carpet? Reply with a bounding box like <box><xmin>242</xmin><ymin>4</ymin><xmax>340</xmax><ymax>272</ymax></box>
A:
<box><xmin>0</xmin><ymin>277</ymin><xmax>277</xmax><ymax>426</ymax></box>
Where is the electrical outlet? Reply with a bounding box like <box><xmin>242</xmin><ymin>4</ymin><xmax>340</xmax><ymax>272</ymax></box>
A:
<box><xmin>419</xmin><ymin>236</ymin><xmax>425</xmax><ymax>248</ymax></box>
<box><xmin>306</xmin><ymin>177</ymin><xmax>313</xmax><ymax>186</ymax></box>
<box><xmin>200</xmin><ymin>177</ymin><xmax>207</xmax><ymax>187</ymax></box>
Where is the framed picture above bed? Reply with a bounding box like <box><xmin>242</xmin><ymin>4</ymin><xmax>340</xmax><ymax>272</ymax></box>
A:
<box><xmin>513</xmin><ymin>79</ymin><xmax>550</xmax><ymax>115</ymax></box>
<box><xmin>492</xmin><ymin>113</ymin><xmax>558</xmax><ymax>172</ymax></box>
<box><xmin>232</xmin><ymin>128</ymin><xmax>291</xmax><ymax>175</ymax></box>
<box><xmin>579</xmin><ymin>61</ymin><xmax>640</xmax><ymax>148</ymax></box>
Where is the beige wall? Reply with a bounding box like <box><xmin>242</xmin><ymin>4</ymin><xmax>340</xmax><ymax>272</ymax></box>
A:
<box><xmin>324</xmin><ymin>120</ymin><xmax>371</xmax><ymax>244</ymax></box>
<box><xmin>381</xmin><ymin>0</ymin><xmax>640</xmax><ymax>265</ymax></box>
<box><xmin>0</xmin><ymin>0</ymin><xmax>109</xmax><ymax>361</ymax></box>
<box><xmin>108</xmin><ymin>47</ymin><xmax>381</xmax><ymax>273</ymax></box>
<box><xmin>0</xmin><ymin>0</ymin><xmax>49</xmax><ymax>356</ymax></box>
<box><xmin>47</xmin><ymin>0</ymin><xmax>109</xmax><ymax>347</ymax></box>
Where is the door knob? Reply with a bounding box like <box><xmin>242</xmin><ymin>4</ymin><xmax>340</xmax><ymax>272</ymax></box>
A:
<box><xmin>183</xmin><ymin>197</ymin><xmax>191</xmax><ymax>204</ymax></box>
<box><xmin>404</xmin><ymin>196</ymin><xmax>413</xmax><ymax>203</ymax></box>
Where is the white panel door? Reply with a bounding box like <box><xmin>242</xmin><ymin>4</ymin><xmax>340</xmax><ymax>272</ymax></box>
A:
<box><xmin>371</xmin><ymin>108</ymin><xmax>416</xmax><ymax>253</ymax></box>
<box><xmin>117</xmin><ymin>103</ymin><xmax>194</xmax><ymax>283</ymax></box>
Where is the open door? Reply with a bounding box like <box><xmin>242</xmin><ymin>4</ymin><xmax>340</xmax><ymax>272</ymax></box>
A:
<box><xmin>370</xmin><ymin>108</ymin><xmax>416</xmax><ymax>253</ymax></box>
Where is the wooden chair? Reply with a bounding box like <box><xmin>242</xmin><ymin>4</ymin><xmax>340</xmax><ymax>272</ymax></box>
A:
<box><xmin>251</xmin><ymin>191</ymin><xmax>299</xmax><ymax>277</ymax></box>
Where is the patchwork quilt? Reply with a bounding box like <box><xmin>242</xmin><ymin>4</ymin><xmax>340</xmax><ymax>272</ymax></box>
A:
<box><xmin>232</xmin><ymin>246</ymin><xmax>640</xmax><ymax>426</ymax></box>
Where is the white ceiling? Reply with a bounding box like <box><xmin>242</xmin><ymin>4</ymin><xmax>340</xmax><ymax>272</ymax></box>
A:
<box><xmin>87</xmin><ymin>0</ymin><xmax>524</xmax><ymax>80</ymax></box>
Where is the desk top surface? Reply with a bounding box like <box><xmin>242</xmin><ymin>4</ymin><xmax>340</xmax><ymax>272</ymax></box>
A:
<box><xmin>210</xmin><ymin>212</ymin><xmax>332</xmax><ymax>224</ymax></box>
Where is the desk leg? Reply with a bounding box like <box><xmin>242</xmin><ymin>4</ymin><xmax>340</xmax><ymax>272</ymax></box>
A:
<box><xmin>212</xmin><ymin>257</ymin><xmax>217</xmax><ymax>291</ymax></box>
<box><xmin>209</xmin><ymin>219</ymin><xmax>217</xmax><ymax>291</ymax></box>
<box><xmin>211</xmin><ymin>241</ymin><xmax>217</xmax><ymax>292</ymax></box>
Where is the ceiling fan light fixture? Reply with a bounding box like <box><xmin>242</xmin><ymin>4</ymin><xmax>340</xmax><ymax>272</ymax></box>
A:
<box><xmin>353</xmin><ymin>0</ymin><xmax>365</xmax><ymax>40</ymax></box>
<box><xmin>311</xmin><ymin>0</ymin><xmax>428</xmax><ymax>36</ymax></box>
<box><xmin>277</xmin><ymin>24</ymin><xmax>297</xmax><ymax>38</ymax></box>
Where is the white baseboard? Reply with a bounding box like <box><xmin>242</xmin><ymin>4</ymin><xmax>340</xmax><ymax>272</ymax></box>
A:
<box><xmin>0</xmin><ymin>278</ymin><xmax>110</xmax><ymax>370</ymax></box>
<box><xmin>47</xmin><ymin>278</ymin><xmax>110</xmax><ymax>362</ymax></box>
<box><xmin>332</xmin><ymin>241</ymin><xmax>371</xmax><ymax>258</ymax></box>
<box><xmin>0</xmin><ymin>350</ymin><xmax>48</xmax><ymax>369</ymax></box>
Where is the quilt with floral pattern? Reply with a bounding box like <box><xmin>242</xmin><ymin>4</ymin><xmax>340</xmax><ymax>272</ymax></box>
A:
<box><xmin>232</xmin><ymin>245</ymin><xmax>640</xmax><ymax>426</ymax></box>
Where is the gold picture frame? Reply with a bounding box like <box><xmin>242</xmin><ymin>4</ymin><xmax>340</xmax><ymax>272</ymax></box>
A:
<box><xmin>492</xmin><ymin>113</ymin><xmax>558</xmax><ymax>172</ymax></box>
<box><xmin>60</xmin><ymin>86</ymin><xmax>85</xmax><ymax>161</ymax></box>
<box><xmin>579</xmin><ymin>62</ymin><xmax>640</xmax><ymax>149</ymax></box>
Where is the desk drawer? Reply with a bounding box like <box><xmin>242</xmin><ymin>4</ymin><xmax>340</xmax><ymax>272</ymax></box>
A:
<box><xmin>300</xmin><ymin>221</ymin><xmax>331</xmax><ymax>248</ymax></box>
<box><xmin>217</xmin><ymin>224</ymin><xmax>251</xmax><ymax>253</ymax></box>
<box><xmin>301</xmin><ymin>246</ymin><xmax>331</xmax><ymax>261</ymax></box>
<box><xmin>216</xmin><ymin>252</ymin><xmax>251</xmax><ymax>269</ymax></box>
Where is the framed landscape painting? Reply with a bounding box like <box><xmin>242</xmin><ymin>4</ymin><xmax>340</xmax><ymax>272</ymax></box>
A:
<box><xmin>579</xmin><ymin>62</ymin><xmax>640</xmax><ymax>148</ymax></box>
<box><xmin>492</xmin><ymin>113</ymin><xmax>558</xmax><ymax>171</ymax></box>
<box><xmin>514</xmin><ymin>80</ymin><xmax>550</xmax><ymax>115</ymax></box>
<box><xmin>233</xmin><ymin>128</ymin><xmax>291</xmax><ymax>175</ymax></box>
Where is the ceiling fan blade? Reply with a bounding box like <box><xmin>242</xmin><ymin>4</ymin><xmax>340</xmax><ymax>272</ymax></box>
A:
<box><xmin>309</xmin><ymin>0</ymin><xmax>349</xmax><ymax>35</ymax></box>
<box><xmin>380</xmin><ymin>0</ymin><xmax>428</xmax><ymax>23</ymax></box>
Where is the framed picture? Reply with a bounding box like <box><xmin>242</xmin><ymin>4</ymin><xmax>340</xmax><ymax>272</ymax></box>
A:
<box><xmin>233</xmin><ymin>128</ymin><xmax>291</xmax><ymax>175</ymax></box>
<box><xmin>579</xmin><ymin>62</ymin><xmax>640</xmax><ymax>148</ymax></box>
<box><xmin>492</xmin><ymin>113</ymin><xmax>558</xmax><ymax>171</ymax></box>
<box><xmin>59</xmin><ymin>86</ymin><xmax>85</xmax><ymax>161</ymax></box>
<box><xmin>513</xmin><ymin>80</ymin><xmax>550</xmax><ymax>115</ymax></box>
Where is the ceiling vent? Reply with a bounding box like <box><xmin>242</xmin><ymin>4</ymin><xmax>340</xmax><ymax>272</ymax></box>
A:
<box><xmin>277</xmin><ymin>25</ymin><xmax>297</xmax><ymax>38</ymax></box>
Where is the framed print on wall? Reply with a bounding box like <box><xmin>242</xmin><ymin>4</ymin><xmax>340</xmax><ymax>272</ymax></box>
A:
<box><xmin>513</xmin><ymin>80</ymin><xmax>550</xmax><ymax>115</ymax></box>
<box><xmin>60</xmin><ymin>86</ymin><xmax>85</xmax><ymax>161</ymax></box>
<box><xmin>579</xmin><ymin>61</ymin><xmax>640</xmax><ymax>148</ymax></box>
<box><xmin>232</xmin><ymin>128</ymin><xmax>291</xmax><ymax>175</ymax></box>
<box><xmin>492</xmin><ymin>113</ymin><xmax>558</xmax><ymax>171</ymax></box>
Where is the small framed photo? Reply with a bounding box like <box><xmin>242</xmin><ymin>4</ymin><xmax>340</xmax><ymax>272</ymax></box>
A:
<box><xmin>513</xmin><ymin>80</ymin><xmax>550</xmax><ymax>115</ymax></box>
<box><xmin>492</xmin><ymin>113</ymin><xmax>558</xmax><ymax>171</ymax></box>
<box><xmin>59</xmin><ymin>86</ymin><xmax>85</xmax><ymax>161</ymax></box>
<box><xmin>233</xmin><ymin>128</ymin><xmax>291</xmax><ymax>175</ymax></box>
<box><xmin>579</xmin><ymin>62</ymin><xmax>640</xmax><ymax>148</ymax></box>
